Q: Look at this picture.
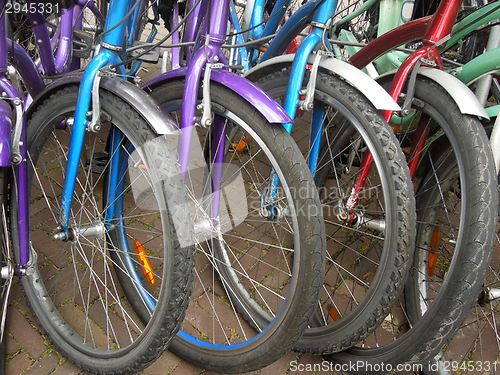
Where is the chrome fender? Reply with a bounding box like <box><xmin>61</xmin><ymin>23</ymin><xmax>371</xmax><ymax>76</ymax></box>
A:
<box><xmin>143</xmin><ymin>68</ymin><xmax>293</xmax><ymax>124</ymax></box>
<box><xmin>417</xmin><ymin>67</ymin><xmax>489</xmax><ymax>119</ymax></box>
<box><xmin>28</xmin><ymin>73</ymin><xmax>181</xmax><ymax>135</ymax></box>
<box><xmin>243</xmin><ymin>54</ymin><xmax>401</xmax><ymax>111</ymax></box>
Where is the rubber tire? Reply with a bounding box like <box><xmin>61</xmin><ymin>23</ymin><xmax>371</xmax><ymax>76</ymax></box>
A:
<box><xmin>13</xmin><ymin>86</ymin><xmax>195</xmax><ymax>374</ymax></box>
<box><xmin>145</xmin><ymin>78</ymin><xmax>326</xmax><ymax>373</ymax></box>
<box><xmin>324</xmin><ymin>78</ymin><xmax>497</xmax><ymax>374</ymax></box>
<box><xmin>255</xmin><ymin>69</ymin><xmax>416</xmax><ymax>354</ymax></box>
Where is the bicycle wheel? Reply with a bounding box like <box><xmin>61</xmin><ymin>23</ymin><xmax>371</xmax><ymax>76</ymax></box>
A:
<box><xmin>142</xmin><ymin>78</ymin><xmax>324</xmax><ymax>373</ymax></box>
<box><xmin>13</xmin><ymin>85</ymin><xmax>195</xmax><ymax>374</ymax></box>
<box><xmin>419</xmin><ymin>122</ymin><xmax>500</xmax><ymax>375</ymax></box>
<box><xmin>0</xmin><ymin>165</ymin><xmax>9</xmax><ymax>375</ymax></box>
<box><xmin>324</xmin><ymin>77</ymin><xmax>498</xmax><ymax>374</ymax></box>
<box><xmin>254</xmin><ymin>69</ymin><xmax>416</xmax><ymax>354</ymax></box>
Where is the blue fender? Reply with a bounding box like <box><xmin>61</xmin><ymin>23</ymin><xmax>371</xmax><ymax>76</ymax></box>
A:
<box><xmin>143</xmin><ymin>68</ymin><xmax>293</xmax><ymax>124</ymax></box>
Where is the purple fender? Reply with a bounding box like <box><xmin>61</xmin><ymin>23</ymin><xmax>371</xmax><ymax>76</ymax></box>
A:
<box><xmin>143</xmin><ymin>68</ymin><xmax>293</xmax><ymax>124</ymax></box>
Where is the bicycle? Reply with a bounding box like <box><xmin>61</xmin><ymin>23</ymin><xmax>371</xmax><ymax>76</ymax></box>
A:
<box><xmin>191</xmin><ymin>0</ymin><xmax>497</xmax><ymax>362</ymax></box>
<box><xmin>0</xmin><ymin>0</ymin><xmax>202</xmax><ymax>373</ymax></box>
<box><xmin>414</xmin><ymin>4</ymin><xmax>500</xmax><ymax>373</ymax></box>
<box><xmin>148</xmin><ymin>0</ymin><xmax>422</xmax><ymax>361</ymax></box>
<box><xmin>18</xmin><ymin>0</ymin><xmax>331</xmax><ymax>374</ymax></box>
<box><xmin>327</xmin><ymin>0</ymin><xmax>500</xmax><ymax>372</ymax></box>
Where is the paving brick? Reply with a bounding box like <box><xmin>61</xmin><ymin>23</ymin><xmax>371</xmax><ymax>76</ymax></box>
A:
<box><xmin>51</xmin><ymin>360</ymin><xmax>86</xmax><ymax>375</ymax></box>
<box><xmin>169</xmin><ymin>360</ymin><xmax>204</xmax><ymax>375</ymax></box>
<box><xmin>140</xmin><ymin>350</ymin><xmax>181</xmax><ymax>375</ymax></box>
<box><xmin>257</xmin><ymin>351</ymin><xmax>299</xmax><ymax>375</ymax></box>
<box><xmin>25</xmin><ymin>352</ymin><xmax>59</xmax><ymax>375</ymax></box>
<box><xmin>6</xmin><ymin>334</ymin><xmax>19</xmax><ymax>357</ymax></box>
<box><xmin>5</xmin><ymin>351</ymin><xmax>32</xmax><ymax>375</ymax></box>
<box><xmin>7</xmin><ymin>281</ymin><xmax>23</xmax><ymax>303</ymax></box>
<box><xmin>7</xmin><ymin>308</ymin><xmax>48</xmax><ymax>360</ymax></box>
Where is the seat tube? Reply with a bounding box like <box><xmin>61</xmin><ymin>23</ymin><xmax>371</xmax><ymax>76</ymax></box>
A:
<box><xmin>54</xmin><ymin>7</ymin><xmax>74</xmax><ymax>72</ymax></box>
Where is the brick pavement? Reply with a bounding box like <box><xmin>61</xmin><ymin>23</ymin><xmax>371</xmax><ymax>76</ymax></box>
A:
<box><xmin>4</xmin><ymin>277</ymin><xmax>340</xmax><ymax>375</ymax></box>
<box><xmin>7</xmin><ymin>7</ymin><xmax>500</xmax><ymax>375</ymax></box>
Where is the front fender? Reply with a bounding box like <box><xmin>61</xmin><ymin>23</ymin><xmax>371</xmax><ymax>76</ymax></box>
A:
<box><xmin>143</xmin><ymin>68</ymin><xmax>293</xmax><ymax>124</ymax></box>
<box><xmin>28</xmin><ymin>73</ymin><xmax>181</xmax><ymax>135</ymax></box>
<box><xmin>243</xmin><ymin>55</ymin><xmax>400</xmax><ymax>111</ymax></box>
<box><xmin>377</xmin><ymin>67</ymin><xmax>489</xmax><ymax>119</ymax></box>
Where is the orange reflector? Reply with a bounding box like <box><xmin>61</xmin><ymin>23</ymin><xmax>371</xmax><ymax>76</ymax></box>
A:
<box><xmin>134</xmin><ymin>241</ymin><xmax>156</xmax><ymax>285</ymax></box>
<box><xmin>327</xmin><ymin>305</ymin><xmax>338</xmax><ymax>321</ymax></box>
<box><xmin>390</xmin><ymin>124</ymin><xmax>402</xmax><ymax>133</ymax></box>
<box><xmin>428</xmin><ymin>225</ymin><xmax>440</xmax><ymax>277</ymax></box>
<box><xmin>232</xmin><ymin>135</ymin><xmax>250</xmax><ymax>154</ymax></box>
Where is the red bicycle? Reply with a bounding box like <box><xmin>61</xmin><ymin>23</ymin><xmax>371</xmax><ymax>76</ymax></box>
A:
<box><xmin>320</xmin><ymin>0</ymin><xmax>498</xmax><ymax>373</ymax></box>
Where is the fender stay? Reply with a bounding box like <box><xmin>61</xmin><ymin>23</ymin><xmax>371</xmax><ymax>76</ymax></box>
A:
<box><xmin>377</xmin><ymin>67</ymin><xmax>490</xmax><ymax>119</ymax></box>
<box><xmin>243</xmin><ymin>55</ymin><xmax>401</xmax><ymax>111</ymax></box>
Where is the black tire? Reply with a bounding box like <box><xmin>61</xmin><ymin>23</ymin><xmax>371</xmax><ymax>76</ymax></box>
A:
<box><xmin>14</xmin><ymin>86</ymin><xmax>195</xmax><ymax>374</ymax></box>
<box><xmin>324</xmin><ymin>78</ymin><xmax>497</xmax><ymax>374</ymax></box>
<box><xmin>0</xmin><ymin>165</ymin><xmax>8</xmax><ymax>375</ymax></box>
<box><xmin>419</xmin><ymin>122</ymin><xmax>500</xmax><ymax>375</ymax></box>
<box><xmin>141</xmin><ymin>78</ymin><xmax>326</xmax><ymax>373</ymax></box>
<box><xmin>254</xmin><ymin>69</ymin><xmax>416</xmax><ymax>354</ymax></box>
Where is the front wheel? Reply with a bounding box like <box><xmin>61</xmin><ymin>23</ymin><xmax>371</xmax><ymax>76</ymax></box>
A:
<box><xmin>15</xmin><ymin>85</ymin><xmax>195</xmax><ymax>374</ymax></box>
<box><xmin>324</xmin><ymin>78</ymin><xmax>498</xmax><ymax>374</ymax></box>
<box><xmin>143</xmin><ymin>78</ymin><xmax>326</xmax><ymax>373</ymax></box>
<box><xmin>256</xmin><ymin>69</ymin><xmax>416</xmax><ymax>355</ymax></box>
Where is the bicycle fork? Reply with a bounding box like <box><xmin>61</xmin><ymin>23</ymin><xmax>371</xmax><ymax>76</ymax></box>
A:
<box><xmin>345</xmin><ymin>0</ymin><xmax>463</xmax><ymax>222</ymax></box>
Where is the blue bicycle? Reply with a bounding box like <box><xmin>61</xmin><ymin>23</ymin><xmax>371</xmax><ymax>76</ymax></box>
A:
<box><xmin>1</xmin><ymin>0</ymin><xmax>195</xmax><ymax>373</ymax></box>
<box><xmin>154</xmin><ymin>0</ymin><xmax>420</xmax><ymax>358</ymax></box>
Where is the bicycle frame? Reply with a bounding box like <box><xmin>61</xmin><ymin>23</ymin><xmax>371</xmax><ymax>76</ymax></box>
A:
<box><xmin>27</xmin><ymin>0</ymin><xmax>105</xmax><ymax>75</ymax></box>
<box><xmin>45</xmin><ymin>0</ymin><xmax>180</xmax><ymax>240</ymax></box>
<box><xmin>0</xmin><ymin>0</ymin><xmax>90</xmax><ymax>276</ymax></box>
<box><xmin>345</xmin><ymin>0</ymin><xmax>470</xmax><ymax>209</ymax></box>
<box><xmin>0</xmin><ymin>6</ymin><xmax>28</xmax><ymax>273</ymax></box>
<box><xmin>228</xmin><ymin>0</ymin><xmax>323</xmax><ymax>70</ymax></box>
<box><xmin>0</xmin><ymin>0</ymin><xmax>106</xmax><ymax>276</ymax></box>
<box><xmin>348</xmin><ymin>0</ymin><xmax>500</xmax><ymax>74</ymax></box>
<box><xmin>224</xmin><ymin>0</ymin><xmax>400</xmax><ymax>173</ymax></box>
